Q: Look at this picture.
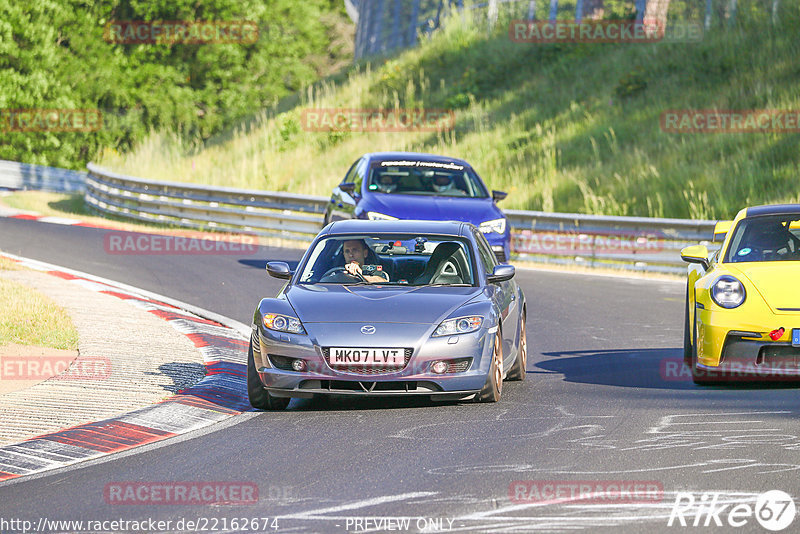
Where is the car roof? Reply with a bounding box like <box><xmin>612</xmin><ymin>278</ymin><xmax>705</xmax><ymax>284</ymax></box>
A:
<box><xmin>363</xmin><ymin>151</ymin><xmax>471</xmax><ymax>167</ymax></box>
<box><xmin>745</xmin><ymin>204</ymin><xmax>800</xmax><ymax>218</ymax></box>
<box><xmin>323</xmin><ymin>219</ymin><xmax>471</xmax><ymax>237</ymax></box>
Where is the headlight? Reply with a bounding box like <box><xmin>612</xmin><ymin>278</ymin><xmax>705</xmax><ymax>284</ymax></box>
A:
<box><xmin>433</xmin><ymin>316</ymin><xmax>483</xmax><ymax>337</ymax></box>
<box><xmin>479</xmin><ymin>218</ymin><xmax>506</xmax><ymax>234</ymax></box>
<box><xmin>710</xmin><ymin>276</ymin><xmax>746</xmax><ymax>309</ymax></box>
<box><xmin>263</xmin><ymin>313</ymin><xmax>305</xmax><ymax>334</ymax></box>
<box><xmin>367</xmin><ymin>212</ymin><xmax>398</xmax><ymax>221</ymax></box>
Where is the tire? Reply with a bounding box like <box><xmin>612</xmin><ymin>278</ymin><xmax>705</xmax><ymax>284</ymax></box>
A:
<box><xmin>478</xmin><ymin>330</ymin><xmax>503</xmax><ymax>402</ymax></box>
<box><xmin>247</xmin><ymin>341</ymin><xmax>290</xmax><ymax>410</ymax></box>
<box><xmin>683</xmin><ymin>282</ymin><xmax>692</xmax><ymax>365</ymax></box>
<box><xmin>507</xmin><ymin>314</ymin><xmax>527</xmax><ymax>381</ymax></box>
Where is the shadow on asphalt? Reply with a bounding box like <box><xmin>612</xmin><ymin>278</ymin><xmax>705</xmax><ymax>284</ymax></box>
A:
<box><xmin>536</xmin><ymin>348</ymin><xmax>800</xmax><ymax>390</ymax></box>
<box><xmin>148</xmin><ymin>362</ymin><xmax>206</xmax><ymax>394</ymax></box>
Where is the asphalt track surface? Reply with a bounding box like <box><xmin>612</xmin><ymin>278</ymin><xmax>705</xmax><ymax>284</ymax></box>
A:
<box><xmin>1</xmin><ymin>217</ymin><xmax>800</xmax><ymax>533</ymax></box>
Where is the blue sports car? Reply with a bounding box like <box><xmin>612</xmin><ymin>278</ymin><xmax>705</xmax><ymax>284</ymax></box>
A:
<box><xmin>248</xmin><ymin>220</ymin><xmax>528</xmax><ymax>409</ymax></box>
<box><xmin>324</xmin><ymin>152</ymin><xmax>511</xmax><ymax>263</ymax></box>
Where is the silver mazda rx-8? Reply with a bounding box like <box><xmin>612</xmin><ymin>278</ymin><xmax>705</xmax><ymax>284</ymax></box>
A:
<box><xmin>248</xmin><ymin>220</ymin><xmax>527</xmax><ymax>409</ymax></box>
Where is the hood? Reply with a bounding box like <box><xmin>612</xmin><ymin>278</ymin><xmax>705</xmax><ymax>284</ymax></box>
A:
<box><xmin>285</xmin><ymin>284</ymin><xmax>480</xmax><ymax>324</ymax></box>
<box><xmin>728</xmin><ymin>263</ymin><xmax>800</xmax><ymax>313</ymax></box>
<box><xmin>364</xmin><ymin>194</ymin><xmax>502</xmax><ymax>225</ymax></box>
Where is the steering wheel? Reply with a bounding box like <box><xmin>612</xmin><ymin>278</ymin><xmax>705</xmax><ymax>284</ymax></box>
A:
<box><xmin>319</xmin><ymin>266</ymin><xmax>367</xmax><ymax>283</ymax></box>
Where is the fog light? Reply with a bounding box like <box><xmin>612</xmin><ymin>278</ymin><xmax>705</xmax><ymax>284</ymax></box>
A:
<box><xmin>291</xmin><ymin>359</ymin><xmax>307</xmax><ymax>372</ymax></box>
<box><xmin>431</xmin><ymin>361</ymin><xmax>448</xmax><ymax>374</ymax></box>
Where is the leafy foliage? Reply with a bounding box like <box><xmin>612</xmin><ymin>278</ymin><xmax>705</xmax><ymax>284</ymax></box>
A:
<box><xmin>0</xmin><ymin>0</ymin><xmax>351</xmax><ymax>169</ymax></box>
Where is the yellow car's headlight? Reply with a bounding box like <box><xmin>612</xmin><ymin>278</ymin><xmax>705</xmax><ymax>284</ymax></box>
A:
<box><xmin>710</xmin><ymin>276</ymin><xmax>746</xmax><ymax>309</ymax></box>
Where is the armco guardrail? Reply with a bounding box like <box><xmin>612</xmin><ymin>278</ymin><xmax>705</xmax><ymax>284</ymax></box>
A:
<box><xmin>85</xmin><ymin>163</ymin><xmax>716</xmax><ymax>274</ymax></box>
<box><xmin>505</xmin><ymin>210</ymin><xmax>716</xmax><ymax>274</ymax></box>
<box><xmin>0</xmin><ymin>159</ymin><xmax>86</xmax><ymax>193</ymax></box>
<box><xmin>85</xmin><ymin>163</ymin><xmax>327</xmax><ymax>241</ymax></box>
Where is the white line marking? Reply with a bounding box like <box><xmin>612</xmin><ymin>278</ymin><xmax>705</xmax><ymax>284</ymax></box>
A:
<box><xmin>282</xmin><ymin>492</ymin><xmax>437</xmax><ymax>519</ymax></box>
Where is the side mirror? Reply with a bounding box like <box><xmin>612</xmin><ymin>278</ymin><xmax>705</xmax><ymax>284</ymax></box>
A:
<box><xmin>487</xmin><ymin>264</ymin><xmax>515</xmax><ymax>283</ymax></box>
<box><xmin>492</xmin><ymin>190</ymin><xmax>507</xmax><ymax>202</ymax></box>
<box><xmin>339</xmin><ymin>182</ymin><xmax>356</xmax><ymax>195</ymax></box>
<box><xmin>266</xmin><ymin>261</ymin><xmax>292</xmax><ymax>280</ymax></box>
<box><xmin>680</xmin><ymin>245</ymin><xmax>710</xmax><ymax>270</ymax></box>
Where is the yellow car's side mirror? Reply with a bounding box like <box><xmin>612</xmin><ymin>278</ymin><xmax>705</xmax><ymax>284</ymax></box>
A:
<box><xmin>681</xmin><ymin>244</ymin><xmax>710</xmax><ymax>270</ymax></box>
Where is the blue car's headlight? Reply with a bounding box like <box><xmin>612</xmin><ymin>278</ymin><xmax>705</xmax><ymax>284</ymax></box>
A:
<box><xmin>710</xmin><ymin>276</ymin><xmax>746</xmax><ymax>309</ymax></box>
<box><xmin>263</xmin><ymin>313</ymin><xmax>306</xmax><ymax>334</ymax></box>
<box><xmin>433</xmin><ymin>316</ymin><xmax>483</xmax><ymax>337</ymax></box>
<box><xmin>367</xmin><ymin>212</ymin><xmax>399</xmax><ymax>221</ymax></box>
<box><xmin>479</xmin><ymin>218</ymin><xmax>506</xmax><ymax>234</ymax></box>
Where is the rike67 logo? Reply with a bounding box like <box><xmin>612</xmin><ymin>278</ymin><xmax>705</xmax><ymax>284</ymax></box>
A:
<box><xmin>668</xmin><ymin>491</ymin><xmax>796</xmax><ymax>531</ymax></box>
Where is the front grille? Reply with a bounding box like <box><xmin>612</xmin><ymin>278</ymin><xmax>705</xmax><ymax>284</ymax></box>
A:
<box><xmin>299</xmin><ymin>380</ymin><xmax>441</xmax><ymax>393</ymax></box>
<box><xmin>758</xmin><ymin>345</ymin><xmax>800</xmax><ymax>365</ymax></box>
<box><xmin>267</xmin><ymin>354</ymin><xmax>295</xmax><ymax>371</ymax></box>
<box><xmin>492</xmin><ymin>246</ymin><xmax>507</xmax><ymax>263</ymax></box>
<box><xmin>251</xmin><ymin>329</ymin><xmax>261</xmax><ymax>353</ymax></box>
<box><xmin>445</xmin><ymin>358</ymin><xmax>473</xmax><ymax>373</ymax></box>
<box><xmin>323</xmin><ymin>348</ymin><xmax>413</xmax><ymax>375</ymax></box>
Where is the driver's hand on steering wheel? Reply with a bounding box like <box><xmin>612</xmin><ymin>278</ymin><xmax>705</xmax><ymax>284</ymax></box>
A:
<box><xmin>344</xmin><ymin>261</ymin><xmax>363</xmax><ymax>277</ymax></box>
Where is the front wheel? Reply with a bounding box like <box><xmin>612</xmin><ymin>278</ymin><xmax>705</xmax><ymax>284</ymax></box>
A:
<box><xmin>478</xmin><ymin>331</ymin><xmax>503</xmax><ymax>402</ymax></box>
<box><xmin>248</xmin><ymin>341</ymin><xmax>290</xmax><ymax>410</ymax></box>
<box><xmin>507</xmin><ymin>314</ymin><xmax>527</xmax><ymax>381</ymax></box>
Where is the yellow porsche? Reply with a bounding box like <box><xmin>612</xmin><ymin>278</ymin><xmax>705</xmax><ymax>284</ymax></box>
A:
<box><xmin>681</xmin><ymin>204</ymin><xmax>800</xmax><ymax>384</ymax></box>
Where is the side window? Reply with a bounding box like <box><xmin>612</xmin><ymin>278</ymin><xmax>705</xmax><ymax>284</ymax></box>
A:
<box><xmin>342</xmin><ymin>158</ymin><xmax>360</xmax><ymax>186</ymax></box>
<box><xmin>353</xmin><ymin>158</ymin><xmax>367</xmax><ymax>195</ymax></box>
<box><xmin>473</xmin><ymin>229</ymin><xmax>497</xmax><ymax>273</ymax></box>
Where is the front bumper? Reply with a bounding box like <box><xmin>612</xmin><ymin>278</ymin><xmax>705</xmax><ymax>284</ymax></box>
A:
<box><xmin>252</xmin><ymin>323</ymin><xmax>494</xmax><ymax>397</ymax></box>
<box><xmin>696</xmin><ymin>307</ymin><xmax>800</xmax><ymax>379</ymax></box>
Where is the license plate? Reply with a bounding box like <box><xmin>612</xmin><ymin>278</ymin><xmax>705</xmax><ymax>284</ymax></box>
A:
<box><xmin>329</xmin><ymin>347</ymin><xmax>404</xmax><ymax>367</ymax></box>
<box><xmin>793</xmin><ymin>329</ymin><xmax>800</xmax><ymax>347</ymax></box>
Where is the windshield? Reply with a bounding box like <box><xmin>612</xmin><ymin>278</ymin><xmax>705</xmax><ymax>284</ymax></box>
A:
<box><xmin>367</xmin><ymin>160</ymin><xmax>488</xmax><ymax>198</ymax></box>
<box><xmin>724</xmin><ymin>215</ymin><xmax>800</xmax><ymax>263</ymax></box>
<box><xmin>297</xmin><ymin>234</ymin><xmax>476</xmax><ymax>286</ymax></box>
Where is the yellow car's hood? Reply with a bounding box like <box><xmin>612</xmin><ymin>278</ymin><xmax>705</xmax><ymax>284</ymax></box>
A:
<box><xmin>728</xmin><ymin>262</ymin><xmax>800</xmax><ymax>313</ymax></box>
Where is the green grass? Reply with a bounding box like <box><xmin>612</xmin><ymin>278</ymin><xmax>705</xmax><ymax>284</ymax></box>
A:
<box><xmin>0</xmin><ymin>261</ymin><xmax>79</xmax><ymax>350</ymax></box>
<box><xmin>98</xmin><ymin>4</ymin><xmax>800</xmax><ymax>220</ymax></box>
